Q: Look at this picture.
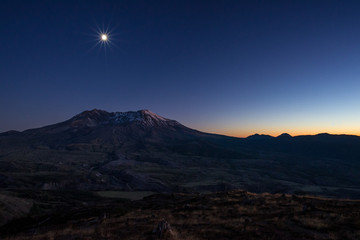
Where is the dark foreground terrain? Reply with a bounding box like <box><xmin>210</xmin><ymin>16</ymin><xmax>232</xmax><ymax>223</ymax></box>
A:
<box><xmin>2</xmin><ymin>190</ymin><xmax>360</xmax><ymax>240</ymax></box>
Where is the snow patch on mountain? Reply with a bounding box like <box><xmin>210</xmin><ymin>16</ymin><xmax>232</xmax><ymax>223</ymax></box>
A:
<box><xmin>71</xmin><ymin>109</ymin><xmax>176</xmax><ymax>128</ymax></box>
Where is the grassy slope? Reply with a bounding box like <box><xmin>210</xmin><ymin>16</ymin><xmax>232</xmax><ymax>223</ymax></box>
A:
<box><xmin>3</xmin><ymin>190</ymin><xmax>360</xmax><ymax>240</ymax></box>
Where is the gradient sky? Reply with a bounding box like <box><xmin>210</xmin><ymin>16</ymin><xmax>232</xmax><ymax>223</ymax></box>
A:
<box><xmin>1</xmin><ymin>0</ymin><xmax>360</xmax><ymax>137</ymax></box>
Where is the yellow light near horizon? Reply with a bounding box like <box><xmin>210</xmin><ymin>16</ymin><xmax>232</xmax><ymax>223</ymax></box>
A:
<box><xmin>101</xmin><ymin>34</ymin><xmax>108</xmax><ymax>41</ymax></box>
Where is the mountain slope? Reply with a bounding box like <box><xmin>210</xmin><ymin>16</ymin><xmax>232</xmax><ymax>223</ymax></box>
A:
<box><xmin>1</xmin><ymin>109</ymin><xmax>196</xmax><ymax>146</ymax></box>
<box><xmin>0</xmin><ymin>109</ymin><xmax>247</xmax><ymax>193</ymax></box>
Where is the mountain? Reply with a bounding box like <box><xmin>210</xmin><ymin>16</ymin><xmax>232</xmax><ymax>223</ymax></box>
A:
<box><xmin>0</xmin><ymin>109</ymin><xmax>360</xmax><ymax>199</ymax></box>
<box><xmin>0</xmin><ymin>109</ymin><xmax>245</xmax><ymax>193</ymax></box>
<box><xmin>277</xmin><ymin>133</ymin><xmax>292</xmax><ymax>139</ymax></box>
<box><xmin>245</xmin><ymin>132</ymin><xmax>360</xmax><ymax>161</ymax></box>
<box><xmin>0</xmin><ymin>109</ymin><xmax>242</xmax><ymax>158</ymax></box>
<box><xmin>1</xmin><ymin>109</ymin><xmax>196</xmax><ymax>147</ymax></box>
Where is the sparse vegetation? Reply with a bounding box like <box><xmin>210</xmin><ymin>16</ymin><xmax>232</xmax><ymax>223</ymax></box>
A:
<box><xmin>2</xmin><ymin>190</ymin><xmax>360</xmax><ymax>239</ymax></box>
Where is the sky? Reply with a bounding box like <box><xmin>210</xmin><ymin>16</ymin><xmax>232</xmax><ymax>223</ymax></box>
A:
<box><xmin>1</xmin><ymin>0</ymin><xmax>360</xmax><ymax>137</ymax></box>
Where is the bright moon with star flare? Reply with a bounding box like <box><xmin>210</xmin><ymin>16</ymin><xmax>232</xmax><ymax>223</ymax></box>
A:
<box><xmin>101</xmin><ymin>34</ymin><xmax>108</xmax><ymax>41</ymax></box>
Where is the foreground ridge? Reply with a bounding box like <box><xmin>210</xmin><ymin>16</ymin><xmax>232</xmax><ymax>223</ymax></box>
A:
<box><xmin>3</xmin><ymin>190</ymin><xmax>360</xmax><ymax>239</ymax></box>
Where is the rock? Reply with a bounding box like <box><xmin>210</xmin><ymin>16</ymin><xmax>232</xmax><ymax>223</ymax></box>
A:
<box><xmin>152</xmin><ymin>219</ymin><xmax>173</xmax><ymax>239</ymax></box>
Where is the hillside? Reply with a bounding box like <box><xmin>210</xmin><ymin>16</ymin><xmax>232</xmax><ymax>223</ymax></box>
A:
<box><xmin>2</xmin><ymin>190</ymin><xmax>360</xmax><ymax>240</ymax></box>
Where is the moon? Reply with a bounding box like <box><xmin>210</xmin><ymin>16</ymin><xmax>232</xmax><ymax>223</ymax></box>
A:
<box><xmin>91</xmin><ymin>24</ymin><xmax>116</xmax><ymax>51</ymax></box>
<box><xmin>101</xmin><ymin>34</ymin><xmax>108</xmax><ymax>41</ymax></box>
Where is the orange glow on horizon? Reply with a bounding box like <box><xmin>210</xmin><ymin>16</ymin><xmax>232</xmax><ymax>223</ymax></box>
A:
<box><xmin>197</xmin><ymin>128</ymin><xmax>360</xmax><ymax>138</ymax></box>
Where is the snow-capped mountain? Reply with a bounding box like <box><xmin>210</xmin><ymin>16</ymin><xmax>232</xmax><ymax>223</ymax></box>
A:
<box><xmin>0</xmin><ymin>109</ymin><xmax>211</xmax><ymax>150</ymax></box>
<box><xmin>70</xmin><ymin>109</ymin><xmax>180</xmax><ymax>128</ymax></box>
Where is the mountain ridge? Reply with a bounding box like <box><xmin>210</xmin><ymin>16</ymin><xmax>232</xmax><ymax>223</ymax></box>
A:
<box><xmin>2</xmin><ymin>109</ymin><xmax>360</xmax><ymax>140</ymax></box>
<box><xmin>0</xmin><ymin>109</ymin><xmax>360</xmax><ymax>199</ymax></box>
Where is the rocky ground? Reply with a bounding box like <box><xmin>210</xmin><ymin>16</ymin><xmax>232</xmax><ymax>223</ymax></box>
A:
<box><xmin>3</xmin><ymin>190</ymin><xmax>360</xmax><ymax>240</ymax></box>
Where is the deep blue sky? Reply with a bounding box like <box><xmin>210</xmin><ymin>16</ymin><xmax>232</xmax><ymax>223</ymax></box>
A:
<box><xmin>1</xmin><ymin>0</ymin><xmax>360</xmax><ymax>137</ymax></box>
